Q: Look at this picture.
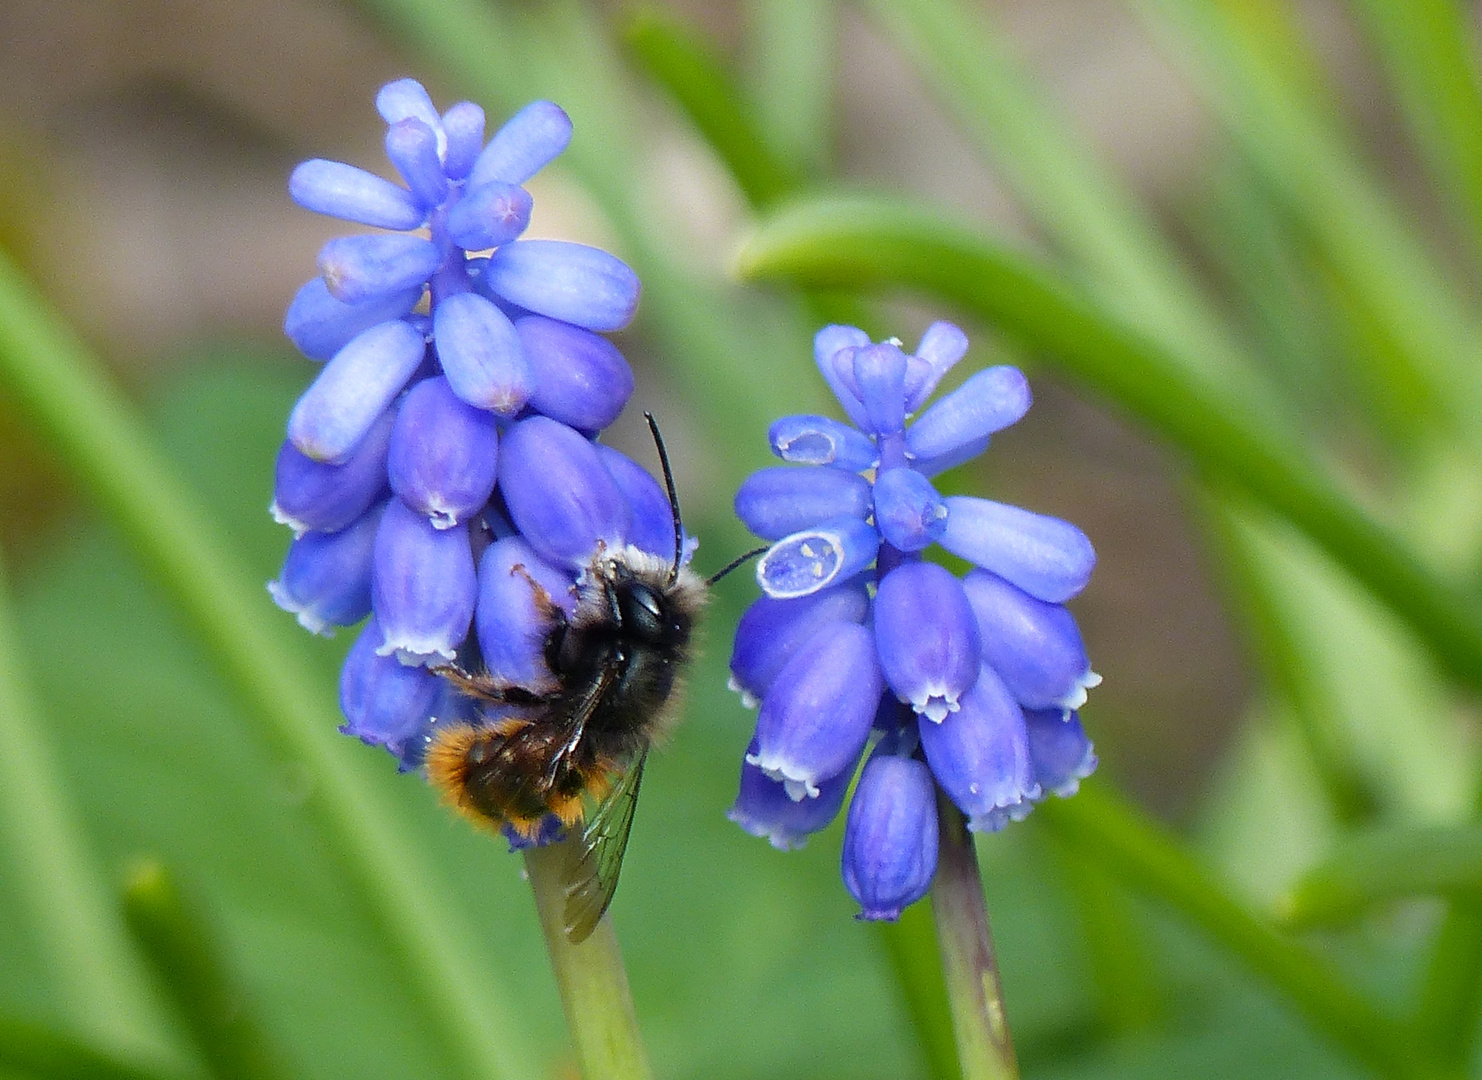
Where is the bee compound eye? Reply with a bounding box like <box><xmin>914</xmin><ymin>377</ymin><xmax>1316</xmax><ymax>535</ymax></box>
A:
<box><xmin>620</xmin><ymin>583</ymin><xmax>666</xmax><ymax>642</ymax></box>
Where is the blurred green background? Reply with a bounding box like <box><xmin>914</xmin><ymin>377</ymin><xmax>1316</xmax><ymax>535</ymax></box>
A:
<box><xmin>2</xmin><ymin>1</ymin><xmax>1481</xmax><ymax>1078</ymax></box>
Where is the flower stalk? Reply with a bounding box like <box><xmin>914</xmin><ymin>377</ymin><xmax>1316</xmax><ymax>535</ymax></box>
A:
<box><xmin>931</xmin><ymin>793</ymin><xmax>1019</xmax><ymax>1080</ymax></box>
<box><xmin>523</xmin><ymin>840</ymin><xmax>653</xmax><ymax>1080</ymax></box>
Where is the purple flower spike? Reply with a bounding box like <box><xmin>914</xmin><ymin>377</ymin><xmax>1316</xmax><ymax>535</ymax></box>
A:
<box><xmin>469</xmin><ymin>100</ymin><xmax>573</xmax><ymax>188</ymax></box>
<box><xmin>962</xmin><ymin>569</ymin><xmax>1099</xmax><ymax>711</ymax></box>
<box><xmin>371</xmin><ymin>498</ymin><xmax>477</xmax><ymax>665</ymax></box>
<box><xmin>734</xmin><ymin>466</ymin><xmax>873</xmax><ymax>541</ymax></box>
<box><xmin>813</xmin><ymin>325</ymin><xmax>872</xmax><ymax>429</ymax></box>
<box><xmin>841</xmin><ymin>753</ymin><xmax>938</xmax><ymax>921</ymax></box>
<box><xmin>272</xmin><ymin>405</ymin><xmax>394</xmax><ymax>535</ymax></box>
<box><xmin>919</xmin><ymin>664</ymin><xmax>1040</xmax><ymax>832</ymax></box>
<box><xmin>729</xmin><ymin>743</ymin><xmax>852</xmax><ymax>850</ymax></box>
<box><xmin>906</xmin><ymin>366</ymin><xmax>1032</xmax><ymax>461</ymax></box>
<box><xmin>288</xmin><ymin>160</ymin><xmax>425</xmax><ymax>230</ymax></box>
<box><xmin>520</xmin><ymin>316</ymin><xmax>635</xmax><ymax>432</ymax></box>
<box><xmin>268</xmin><ymin>502</ymin><xmax>384</xmax><ymax>635</ymax></box>
<box><xmin>874</xmin><ymin>561</ymin><xmax>981</xmax><ymax>722</ymax></box>
<box><xmin>498</xmin><ymin>415</ymin><xmax>631</xmax><ymax>569</ymax></box>
<box><xmin>432</xmin><ymin>291</ymin><xmax>533</xmax><ymax>414</ymax></box>
<box><xmin>729</xmin><ymin>583</ymin><xmax>871</xmax><ymax>706</ymax></box>
<box><xmin>939</xmin><ymin>497</ymin><xmax>1096</xmax><ymax>603</ymax></box>
<box><xmin>318</xmin><ymin>234</ymin><xmax>440</xmax><ymax>304</ymax></box>
<box><xmin>904</xmin><ymin>321</ymin><xmax>970</xmax><ymax>411</ymax></box>
<box><xmin>1025</xmin><ymin>709</ymin><xmax>1097</xmax><ymax>798</ymax></box>
<box><xmin>446</xmin><ymin>181</ymin><xmax>534</xmax><ymax>251</ymax></box>
<box><xmin>851</xmin><ymin>343</ymin><xmax>908</xmax><ymax>435</ymax></box>
<box><xmin>757</xmin><ymin>515</ymin><xmax>880</xmax><ymax>600</ymax></box>
<box><xmin>385</xmin><ymin>118</ymin><xmax>449</xmax><ymax>210</ymax></box>
<box><xmin>284</xmin><ymin>278</ymin><xmax>422</xmax><ymax>362</ymax></box>
<box><xmin>483</xmin><ymin>241</ymin><xmax>640</xmax><ymax>332</ymax></box>
<box><xmin>873</xmin><ymin>468</ymin><xmax>948</xmax><ymax>552</ymax></box>
<box><xmin>387</xmin><ymin>376</ymin><xmax>500</xmax><ymax>529</ymax></box>
<box><xmin>768</xmin><ymin>414</ymin><xmax>879</xmax><ymax>471</ymax></box>
<box><xmin>475</xmin><ymin>536</ymin><xmax>576</xmax><ymax>689</ymax></box>
<box><xmin>440</xmin><ymin>101</ymin><xmax>486</xmax><ymax>181</ymax></box>
<box><xmin>288</xmin><ymin>318</ymin><xmax>426</xmax><ymax>463</ymax></box>
<box><xmin>595</xmin><ymin>446</ymin><xmax>678</xmax><ymax>562</ymax></box>
<box><xmin>728</xmin><ymin>317</ymin><xmax>1098</xmax><ymax>915</ymax></box>
<box><xmin>340</xmin><ymin>616</ymin><xmax>444</xmax><ymax>760</ymax></box>
<box><xmin>748</xmin><ymin>622</ymin><xmax>882</xmax><ymax>799</ymax></box>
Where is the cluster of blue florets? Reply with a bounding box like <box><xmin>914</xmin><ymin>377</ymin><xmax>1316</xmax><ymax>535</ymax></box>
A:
<box><xmin>727</xmin><ymin>324</ymin><xmax>1100</xmax><ymax>921</ymax></box>
<box><xmin>268</xmin><ymin>80</ymin><xmax>680</xmax><ymax>777</ymax></box>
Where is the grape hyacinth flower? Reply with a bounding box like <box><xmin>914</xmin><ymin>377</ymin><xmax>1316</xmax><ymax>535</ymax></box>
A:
<box><xmin>728</xmin><ymin>322</ymin><xmax>1100</xmax><ymax>921</ymax></box>
<box><xmin>268</xmin><ymin>80</ymin><xmax>670</xmax><ymax>847</ymax></box>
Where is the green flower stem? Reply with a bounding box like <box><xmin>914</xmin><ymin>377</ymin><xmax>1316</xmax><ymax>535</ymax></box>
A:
<box><xmin>121</xmin><ymin>861</ymin><xmax>292</xmax><ymax>1080</ymax></box>
<box><xmin>523</xmin><ymin>841</ymin><xmax>652</xmax><ymax>1080</ymax></box>
<box><xmin>1040</xmin><ymin>786</ymin><xmax>1440</xmax><ymax>1079</ymax></box>
<box><xmin>875</xmin><ymin>904</ymin><xmax>960</xmax><ymax>1080</ymax></box>
<box><xmin>733</xmin><ymin>197</ymin><xmax>1482</xmax><ymax>697</ymax></box>
<box><xmin>1345</xmin><ymin>0</ymin><xmax>1482</xmax><ymax>274</ymax></box>
<box><xmin>0</xmin><ymin>546</ymin><xmax>167</xmax><ymax>1058</ymax></box>
<box><xmin>930</xmin><ymin>795</ymin><xmax>1018</xmax><ymax>1080</ymax></box>
<box><xmin>0</xmin><ymin>248</ymin><xmax>534</xmax><ymax>1080</ymax></box>
<box><xmin>0</xmin><ymin>1013</ymin><xmax>196</xmax><ymax>1080</ymax></box>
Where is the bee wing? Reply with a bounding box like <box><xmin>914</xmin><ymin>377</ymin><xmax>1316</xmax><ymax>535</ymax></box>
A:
<box><xmin>562</xmin><ymin>750</ymin><xmax>648</xmax><ymax>944</ymax></box>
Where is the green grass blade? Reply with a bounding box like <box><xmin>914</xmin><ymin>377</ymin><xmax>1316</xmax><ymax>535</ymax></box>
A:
<box><xmin>734</xmin><ymin>194</ymin><xmax>1482</xmax><ymax>693</ymax></box>
<box><xmin>623</xmin><ymin>5</ymin><xmax>798</xmax><ymax>207</ymax></box>
<box><xmin>864</xmin><ymin>0</ymin><xmax>1268</xmax><ymax>402</ymax></box>
<box><xmin>0</xmin><ymin>546</ymin><xmax>168</xmax><ymax>1059</ymax></box>
<box><xmin>744</xmin><ymin>0</ymin><xmax>836</xmax><ymax>176</ymax></box>
<box><xmin>1281</xmin><ymin>825</ymin><xmax>1482</xmax><ymax>929</ymax></box>
<box><xmin>1346</xmin><ymin>0</ymin><xmax>1482</xmax><ymax>274</ymax></box>
<box><xmin>0</xmin><ymin>1013</ymin><xmax>197</xmax><ymax>1080</ymax></box>
<box><xmin>875</xmin><ymin>905</ymin><xmax>961</xmax><ymax>1080</ymax></box>
<box><xmin>1132</xmin><ymin>0</ymin><xmax>1482</xmax><ymax>446</ymax></box>
<box><xmin>1041</xmin><ymin>786</ymin><xmax>1432</xmax><ymax>1079</ymax></box>
<box><xmin>0</xmin><ymin>248</ymin><xmax>535</xmax><ymax>1080</ymax></box>
<box><xmin>121</xmin><ymin>862</ymin><xmax>294</xmax><ymax>1080</ymax></box>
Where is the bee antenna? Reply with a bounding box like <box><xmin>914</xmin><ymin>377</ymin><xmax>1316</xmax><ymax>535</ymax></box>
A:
<box><xmin>643</xmin><ymin>412</ymin><xmax>685</xmax><ymax>584</ymax></box>
<box><xmin>706</xmin><ymin>545</ymin><xmax>768</xmax><ymax>587</ymax></box>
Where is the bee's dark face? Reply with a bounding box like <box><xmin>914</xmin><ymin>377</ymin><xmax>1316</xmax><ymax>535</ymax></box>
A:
<box><xmin>617</xmin><ymin>580</ymin><xmax>690</xmax><ymax>648</ymax></box>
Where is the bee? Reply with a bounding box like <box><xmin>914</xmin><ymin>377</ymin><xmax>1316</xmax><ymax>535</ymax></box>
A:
<box><xmin>426</xmin><ymin>414</ymin><xmax>714</xmax><ymax>943</ymax></box>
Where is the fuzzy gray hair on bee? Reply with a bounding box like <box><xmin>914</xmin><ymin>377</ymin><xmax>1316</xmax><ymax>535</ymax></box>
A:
<box><xmin>426</xmin><ymin>413</ymin><xmax>710</xmax><ymax>943</ymax></box>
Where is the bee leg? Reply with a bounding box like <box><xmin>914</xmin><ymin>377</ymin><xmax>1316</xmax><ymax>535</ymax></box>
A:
<box><xmin>429</xmin><ymin>663</ymin><xmax>514</xmax><ymax>703</ymax></box>
<box><xmin>509</xmin><ymin>562</ymin><xmax>571</xmax><ymax>624</ymax></box>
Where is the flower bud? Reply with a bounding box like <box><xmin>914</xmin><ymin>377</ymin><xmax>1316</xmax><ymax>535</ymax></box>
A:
<box><xmin>734</xmin><ymin>466</ymin><xmax>872</xmax><ymax>541</ymax></box>
<box><xmin>387</xmin><ymin>376</ymin><xmax>499</xmax><ymax>529</ymax></box>
<box><xmin>268</xmin><ymin>502</ymin><xmax>384</xmax><ymax>635</ymax></box>
<box><xmin>874</xmin><ymin>561</ymin><xmax>980</xmax><ymax>722</ymax></box>
<box><xmin>483</xmin><ymin>240</ymin><xmax>639</xmax><ymax>332</ymax></box>
<box><xmin>919</xmin><ymin>664</ymin><xmax>1039</xmax><ymax>832</ymax></box>
<box><xmin>748</xmin><ymin>623</ymin><xmax>882</xmax><ymax>799</ymax></box>
<box><xmin>371</xmin><ymin>498</ymin><xmax>477</xmax><ymax>665</ymax></box>
<box><xmin>841</xmin><ymin>753</ymin><xmax>938</xmax><ymax>921</ymax></box>
<box><xmin>939</xmin><ymin>497</ymin><xmax>1095</xmax><ymax>603</ymax></box>
<box><xmin>498</xmin><ymin>415</ymin><xmax>631</xmax><ymax>569</ymax></box>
